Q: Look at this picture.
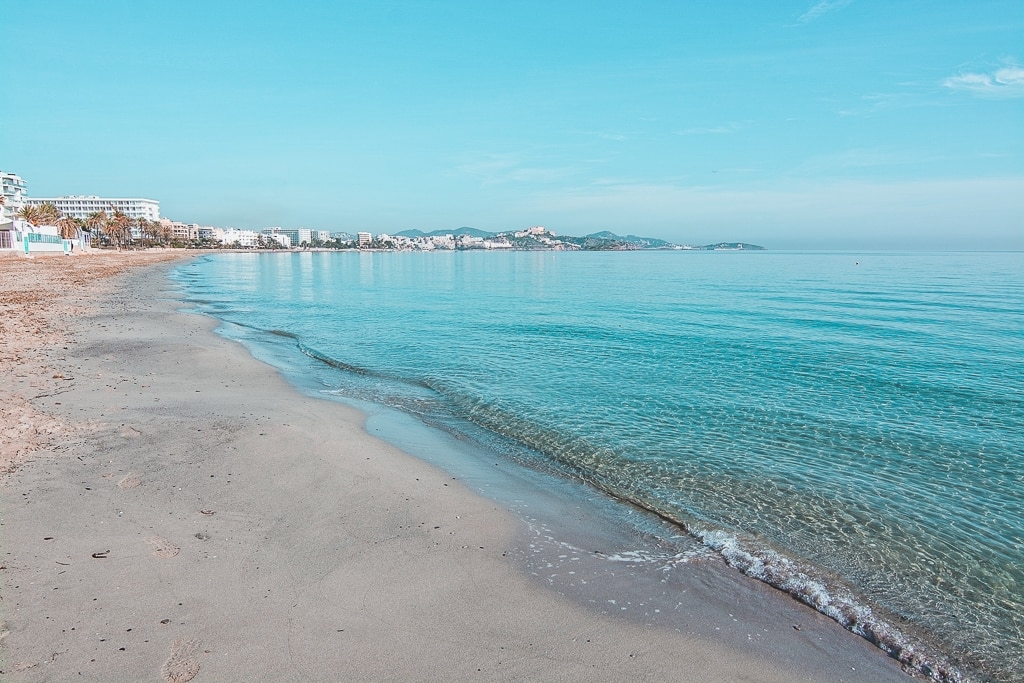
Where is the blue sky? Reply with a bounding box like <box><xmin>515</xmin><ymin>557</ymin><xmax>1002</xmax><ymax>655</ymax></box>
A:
<box><xmin>4</xmin><ymin>0</ymin><xmax>1022</xmax><ymax>248</ymax></box>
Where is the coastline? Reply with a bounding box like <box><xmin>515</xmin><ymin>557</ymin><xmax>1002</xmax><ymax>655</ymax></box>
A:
<box><xmin>1</xmin><ymin>252</ymin><xmax>910</xmax><ymax>681</ymax></box>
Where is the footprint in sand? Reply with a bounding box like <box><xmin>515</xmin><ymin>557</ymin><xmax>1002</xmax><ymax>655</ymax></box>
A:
<box><xmin>117</xmin><ymin>472</ymin><xmax>141</xmax><ymax>489</ymax></box>
<box><xmin>145</xmin><ymin>536</ymin><xmax>180</xmax><ymax>559</ymax></box>
<box><xmin>161</xmin><ymin>638</ymin><xmax>200</xmax><ymax>683</ymax></box>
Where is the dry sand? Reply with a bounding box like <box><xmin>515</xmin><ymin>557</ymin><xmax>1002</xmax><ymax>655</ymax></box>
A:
<box><xmin>0</xmin><ymin>251</ymin><xmax>911</xmax><ymax>681</ymax></box>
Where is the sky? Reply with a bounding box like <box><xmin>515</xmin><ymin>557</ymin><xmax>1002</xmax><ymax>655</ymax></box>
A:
<box><xmin>3</xmin><ymin>0</ymin><xmax>1022</xmax><ymax>249</ymax></box>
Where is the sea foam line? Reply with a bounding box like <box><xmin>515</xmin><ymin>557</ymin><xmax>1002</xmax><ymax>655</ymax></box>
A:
<box><xmin>692</xmin><ymin>527</ymin><xmax>968</xmax><ymax>682</ymax></box>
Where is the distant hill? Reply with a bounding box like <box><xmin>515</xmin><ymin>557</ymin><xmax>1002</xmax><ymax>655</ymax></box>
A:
<box><xmin>394</xmin><ymin>227</ymin><xmax>494</xmax><ymax>238</ymax></box>
<box><xmin>453</xmin><ymin>227</ymin><xmax>493</xmax><ymax>237</ymax></box>
<box><xmin>589</xmin><ymin>232</ymin><xmax>675</xmax><ymax>248</ymax></box>
<box><xmin>693</xmin><ymin>242</ymin><xmax>765</xmax><ymax>251</ymax></box>
<box><xmin>585</xmin><ymin>232</ymin><xmax>674</xmax><ymax>248</ymax></box>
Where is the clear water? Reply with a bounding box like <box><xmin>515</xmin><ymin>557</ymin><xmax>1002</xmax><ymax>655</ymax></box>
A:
<box><xmin>174</xmin><ymin>250</ymin><xmax>1023</xmax><ymax>681</ymax></box>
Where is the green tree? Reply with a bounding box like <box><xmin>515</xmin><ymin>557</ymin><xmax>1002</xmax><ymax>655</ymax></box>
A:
<box><xmin>135</xmin><ymin>217</ymin><xmax>152</xmax><ymax>245</ymax></box>
<box><xmin>16</xmin><ymin>205</ymin><xmax>42</xmax><ymax>226</ymax></box>
<box><xmin>156</xmin><ymin>220</ymin><xmax>173</xmax><ymax>246</ymax></box>
<box><xmin>56</xmin><ymin>215</ymin><xmax>81</xmax><ymax>240</ymax></box>
<box><xmin>106</xmin><ymin>210</ymin><xmax>132</xmax><ymax>249</ymax></box>
<box><xmin>35</xmin><ymin>202</ymin><xmax>60</xmax><ymax>226</ymax></box>
<box><xmin>85</xmin><ymin>210</ymin><xmax>107</xmax><ymax>239</ymax></box>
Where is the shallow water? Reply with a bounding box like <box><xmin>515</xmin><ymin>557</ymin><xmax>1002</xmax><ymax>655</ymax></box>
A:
<box><xmin>174</xmin><ymin>250</ymin><xmax>1023</xmax><ymax>681</ymax></box>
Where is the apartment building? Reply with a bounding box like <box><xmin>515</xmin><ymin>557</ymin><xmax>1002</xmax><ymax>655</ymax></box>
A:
<box><xmin>262</xmin><ymin>227</ymin><xmax>313</xmax><ymax>246</ymax></box>
<box><xmin>1</xmin><ymin>172</ymin><xmax>88</xmax><ymax>253</ymax></box>
<box><xmin>1</xmin><ymin>171</ymin><xmax>27</xmax><ymax>225</ymax></box>
<box><xmin>26</xmin><ymin>195</ymin><xmax>160</xmax><ymax>222</ymax></box>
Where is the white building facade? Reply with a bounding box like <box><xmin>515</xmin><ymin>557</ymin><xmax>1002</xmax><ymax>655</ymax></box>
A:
<box><xmin>1</xmin><ymin>171</ymin><xmax>27</xmax><ymax>225</ymax></box>
<box><xmin>219</xmin><ymin>228</ymin><xmax>263</xmax><ymax>247</ymax></box>
<box><xmin>26</xmin><ymin>195</ymin><xmax>160</xmax><ymax>222</ymax></box>
<box><xmin>262</xmin><ymin>227</ymin><xmax>312</xmax><ymax>246</ymax></box>
<box><xmin>1</xmin><ymin>171</ymin><xmax>84</xmax><ymax>253</ymax></box>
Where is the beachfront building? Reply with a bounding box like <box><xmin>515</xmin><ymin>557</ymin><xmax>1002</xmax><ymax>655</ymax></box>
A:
<box><xmin>257</xmin><ymin>230</ymin><xmax>291</xmax><ymax>248</ymax></box>
<box><xmin>262</xmin><ymin>227</ymin><xmax>313</xmax><ymax>246</ymax></box>
<box><xmin>0</xmin><ymin>171</ymin><xmax>86</xmax><ymax>253</ymax></box>
<box><xmin>0</xmin><ymin>172</ymin><xmax>27</xmax><ymax>249</ymax></box>
<box><xmin>155</xmin><ymin>219</ymin><xmax>199</xmax><ymax>241</ymax></box>
<box><xmin>3</xmin><ymin>224</ymin><xmax>73</xmax><ymax>253</ymax></box>
<box><xmin>1</xmin><ymin>171</ymin><xmax>27</xmax><ymax>224</ymax></box>
<box><xmin>357</xmin><ymin>232</ymin><xmax>372</xmax><ymax>248</ymax></box>
<box><xmin>26</xmin><ymin>195</ymin><xmax>160</xmax><ymax>222</ymax></box>
<box><xmin>219</xmin><ymin>228</ymin><xmax>262</xmax><ymax>247</ymax></box>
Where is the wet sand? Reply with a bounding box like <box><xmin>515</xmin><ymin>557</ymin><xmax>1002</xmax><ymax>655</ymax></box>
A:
<box><xmin>0</xmin><ymin>251</ymin><xmax>910</xmax><ymax>681</ymax></box>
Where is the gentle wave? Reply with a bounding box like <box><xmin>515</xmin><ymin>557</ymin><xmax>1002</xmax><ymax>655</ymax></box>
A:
<box><xmin>295</xmin><ymin>339</ymin><xmax>970</xmax><ymax>681</ymax></box>
<box><xmin>173</xmin><ymin>251</ymin><xmax>1024</xmax><ymax>682</ymax></box>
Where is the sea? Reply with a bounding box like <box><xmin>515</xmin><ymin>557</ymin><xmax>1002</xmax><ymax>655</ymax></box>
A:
<box><xmin>172</xmin><ymin>250</ymin><xmax>1023</xmax><ymax>682</ymax></box>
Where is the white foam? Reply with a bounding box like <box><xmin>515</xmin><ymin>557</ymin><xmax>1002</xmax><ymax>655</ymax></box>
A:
<box><xmin>692</xmin><ymin>526</ymin><xmax>967</xmax><ymax>682</ymax></box>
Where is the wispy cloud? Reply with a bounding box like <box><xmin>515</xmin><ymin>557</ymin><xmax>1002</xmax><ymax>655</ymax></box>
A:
<box><xmin>797</xmin><ymin>0</ymin><xmax>854</xmax><ymax>24</ymax></box>
<box><xmin>943</xmin><ymin>65</ymin><xmax>1024</xmax><ymax>98</ymax></box>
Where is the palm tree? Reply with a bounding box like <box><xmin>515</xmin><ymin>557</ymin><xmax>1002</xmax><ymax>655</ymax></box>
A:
<box><xmin>136</xmin><ymin>217</ymin><xmax>153</xmax><ymax>245</ymax></box>
<box><xmin>16</xmin><ymin>205</ymin><xmax>42</xmax><ymax>226</ymax></box>
<box><xmin>86</xmin><ymin>210</ymin><xmax>107</xmax><ymax>232</ymax></box>
<box><xmin>56</xmin><ymin>215</ymin><xmax>81</xmax><ymax>240</ymax></box>
<box><xmin>85</xmin><ymin>210</ymin><xmax>108</xmax><ymax>245</ymax></box>
<box><xmin>106</xmin><ymin>210</ymin><xmax>132</xmax><ymax>249</ymax></box>
<box><xmin>156</xmin><ymin>220</ymin><xmax>173</xmax><ymax>246</ymax></box>
<box><xmin>36</xmin><ymin>202</ymin><xmax>60</xmax><ymax>226</ymax></box>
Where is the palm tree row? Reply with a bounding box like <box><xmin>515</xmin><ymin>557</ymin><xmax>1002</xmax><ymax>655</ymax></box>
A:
<box><xmin>12</xmin><ymin>203</ymin><xmax>179</xmax><ymax>249</ymax></box>
<box><xmin>14</xmin><ymin>202</ymin><xmax>81</xmax><ymax>241</ymax></box>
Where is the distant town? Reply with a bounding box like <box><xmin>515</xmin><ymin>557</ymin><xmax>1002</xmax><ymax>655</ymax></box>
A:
<box><xmin>1</xmin><ymin>170</ymin><xmax>763</xmax><ymax>254</ymax></box>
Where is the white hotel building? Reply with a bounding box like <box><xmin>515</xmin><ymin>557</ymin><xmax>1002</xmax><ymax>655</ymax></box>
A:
<box><xmin>2</xmin><ymin>172</ymin><xmax>89</xmax><ymax>253</ymax></box>
<box><xmin>1</xmin><ymin>171</ymin><xmax>28</xmax><ymax>222</ymax></box>
<box><xmin>26</xmin><ymin>195</ymin><xmax>160</xmax><ymax>222</ymax></box>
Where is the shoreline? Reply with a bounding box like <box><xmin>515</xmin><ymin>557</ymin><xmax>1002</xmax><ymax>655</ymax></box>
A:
<box><xmin>1</xmin><ymin>253</ymin><xmax>910</xmax><ymax>681</ymax></box>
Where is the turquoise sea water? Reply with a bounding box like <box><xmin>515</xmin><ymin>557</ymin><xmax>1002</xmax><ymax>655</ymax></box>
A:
<box><xmin>174</xmin><ymin>251</ymin><xmax>1023</xmax><ymax>681</ymax></box>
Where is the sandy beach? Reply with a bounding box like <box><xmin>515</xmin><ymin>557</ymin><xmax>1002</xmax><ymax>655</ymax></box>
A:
<box><xmin>0</xmin><ymin>252</ymin><xmax>911</xmax><ymax>682</ymax></box>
